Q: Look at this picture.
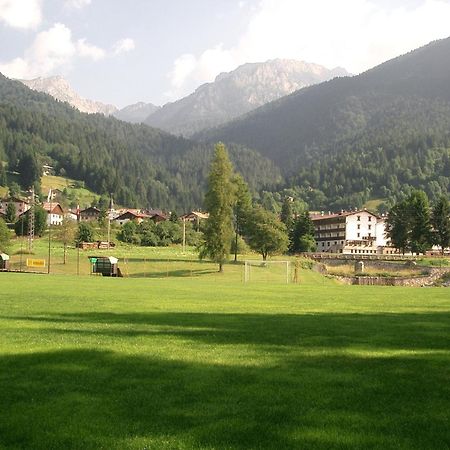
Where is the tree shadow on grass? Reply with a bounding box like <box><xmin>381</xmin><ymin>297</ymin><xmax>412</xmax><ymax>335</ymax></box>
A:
<box><xmin>127</xmin><ymin>268</ymin><xmax>217</xmax><ymax>278</ymax></box>
<box><xmin>1</xmin><ymin>312</ymin><xmax>449</xmax><ymax>449</ymax></box>
<box><xmin>6</xmin><ymin>311</ymin><xmax>450</xmax><ymax>351</ymax></box>
<box><xmin>0</xmin><ymin>345</ymin><xmax>449</xmax><ymax>450</ymax></box>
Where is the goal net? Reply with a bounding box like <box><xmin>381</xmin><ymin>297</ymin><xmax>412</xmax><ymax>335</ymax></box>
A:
<box><xmin>243</xmin><ymin>260</ymin><xmax>291</xmax><ymax>284</ymax></box>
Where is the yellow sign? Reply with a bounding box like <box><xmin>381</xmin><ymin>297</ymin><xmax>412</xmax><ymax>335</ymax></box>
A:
<box><xmin>26</xmin><ymin>258</ymin><xmax>46</xmax><ymax>268</ymax></box>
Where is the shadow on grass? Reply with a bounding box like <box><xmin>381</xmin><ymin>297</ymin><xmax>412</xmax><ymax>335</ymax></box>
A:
<box><xmin>5</xmin><ymin>311</ymin><xmax>450</xmax><ymax>350</ymax></box>
<box><xmin>127</xmin><ymin>268</ymin><xmax>218</xmax><ymax>278</ymax></box>
<box><xmin>1</xmin><ymin>312</ymin><xmax>449</xmax><ymax>449</ymax></box>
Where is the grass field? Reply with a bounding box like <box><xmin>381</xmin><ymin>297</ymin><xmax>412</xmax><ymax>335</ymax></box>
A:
<box><xmin>0</xmin><ymin>257</ymin><xmax>449</xmax><ymax>449</ymax></box>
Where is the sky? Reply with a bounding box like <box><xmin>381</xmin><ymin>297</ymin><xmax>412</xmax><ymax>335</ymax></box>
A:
<box><xmin>0</xmin><ymin>0</ymin><xmax>450</xmax><ymax>108</ymax></box>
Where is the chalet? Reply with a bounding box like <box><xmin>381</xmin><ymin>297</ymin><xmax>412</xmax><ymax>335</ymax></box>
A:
<box><xmin>180</xmin><ymin>211</ymin><xmax>209</xmax><ymax>231</ymax></box>
<box><xmin>80</xmin><ymin>206</ymin><xmax>101</xmax><ymax>222</ymax></box>
<box><xmin>43</xmin><ymin>202</ymin><xmax>65</xmax><ymax>225</ymax></box>
<box><xmin>114</xmin><ymin>210</ymin><xmax>151</xmax><ymax>226</ymax></box>
<box><xmin>148</xmin><ymin>210</ymin><xmax>168</xmax><ymax>223</ymax></box>
<box><xmin>311</xmin><ymin>210</ymin><xmax>389</xmax><ymax>255</ymax></box>
<box><xmin>65</xmin><ymin>209</ymin><xmax>78</xmax><ymax>221</ymax></box>
<box><xmin>0</xmin><ymin>196</ymin><xmax>30</xmax><ymax>218</ymax></box>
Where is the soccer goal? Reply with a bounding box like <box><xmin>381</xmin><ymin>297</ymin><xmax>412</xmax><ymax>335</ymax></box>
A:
<box><xmin>243</xmin><ymin>260</ymin><xmax>291</xmax><ymax>284</ymax></box>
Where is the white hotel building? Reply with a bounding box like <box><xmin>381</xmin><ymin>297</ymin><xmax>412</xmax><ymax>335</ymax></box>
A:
<box><xmin>311</xmin><ymin>210</ymin><xmax>391</xmax><ymax>255</ymax></box>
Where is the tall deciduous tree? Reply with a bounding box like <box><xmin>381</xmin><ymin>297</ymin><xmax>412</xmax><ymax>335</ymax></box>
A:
<box><xmin>55</xmin><ymin>218</ymin><xmax>77</xmax><ymax>264</ymax></box>
<box><xmin>200</xmin><ymin>143</ymin><xmax>235</xmax><ymax>272</ymax></box>
<box><xmin>246</xmin><ymin>205</ymin><xmax>289</xmax><ymax>260</ymax></box>
<box><xmin>431</xmin><ymin>195</ymin><xmax>450</xmax><ymax>255</ymax></box>
<box><xmin>233</xmin><ymin>174</ymin><xmax>252</xmax><ymax>262</ymax></box>
<box><xmin>76</xmin><ymin>222</ymin><xmax>95</xmax><ymax>244</ymax></box>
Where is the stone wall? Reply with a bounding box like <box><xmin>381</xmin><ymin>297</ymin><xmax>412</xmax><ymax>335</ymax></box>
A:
<box><xmin>335</xmin><ymin>268</ymin><xmax>450</xmax><ymax>287</ymax></box>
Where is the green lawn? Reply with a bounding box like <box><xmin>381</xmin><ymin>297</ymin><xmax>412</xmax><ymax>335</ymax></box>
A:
<box><xmin>0</xmin><ymin>268</ymin><xmax>449</xmax><ymax>449</ymax></box>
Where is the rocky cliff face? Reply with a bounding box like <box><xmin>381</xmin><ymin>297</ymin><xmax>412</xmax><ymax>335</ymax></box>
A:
<box><xmin>18</xmin><ymin>76</ymin><xmax>118</xmax><ymax>116</ymax></box>
<box><xmin>145</xmin><ymin>59</ymin><xmax>348</xmax><ymax>136</ymax></box>
<box><xmin>114</xmin><ymin>102</ymin><xmax>160</xmax><ymax>123</ymax></box>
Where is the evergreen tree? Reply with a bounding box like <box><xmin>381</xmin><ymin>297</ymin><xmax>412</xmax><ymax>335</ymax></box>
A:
<box><xmin>0</xmin><ymin>164</ymin><xmax>7</xmax><ymax>186</ymax></box>
<box><xmin>232</xmin><ymin>174</ymin><xmax>252</xmax><ymax>261</ymax></box>
<box><xmin>431</xmin><ymin>195</ymin><xmax>450</xmax><ymax>255</ymax></box>
<box><xmin>5</xmin><ymin>203</ymin><xmax>16</xmax><ymax>223</ymax></box>
<box><xmin>200</xmin><ymin>143</ymin><xmax>235</xmax><ymax>272</ymax></box>
<box><xmin>246</xmin><ymin>205</ymin><xmax>289</xmax><ymax>260</ymax></box>
<box><xmin>14</xmin><ymin>206</ymin><xmax>47</xmax><ymax>237</ymax></box>
<box><xmin>291</xmin><ymin>211</ymin><xmax>316</xmax><ymax>253</ymax></box>
<box><xmin>409</xmin><ymin>190</ymin><xmax>432</xmax><ymax>254</ymax></box>
<box><xmin>17</xmin><ymin>152</ymin><xmax>41</xmax><ymax>189</ymax></box>
<box><xmin>0</xmin><ymin>218</ymin><xmax>10</xmax><ymax>252</ymax></box>
<box><xmin>280</xmin><ymin>197</ymin><xmax>293</xmax><ymax>230</ymax></box>
<box><xmin>386</xmin><ymin>200</ymin><xmax>410</xmax><ymax>254</ymax></box>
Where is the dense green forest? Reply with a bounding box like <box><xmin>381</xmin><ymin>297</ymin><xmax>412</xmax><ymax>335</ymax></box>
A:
<box><xmin>199</xmin><ymin>38</ymin><xmax>450</xmax><ymax>210</ymax></box>
<box><xmin>0</xmin><ymin>74</ymin><xmax>281</xmax><ymax>211</ymax></box>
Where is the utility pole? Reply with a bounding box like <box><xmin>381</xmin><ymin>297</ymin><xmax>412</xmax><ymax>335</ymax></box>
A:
<box><xmin>47</xmin><ymin>188</ymin><xmax>52</xmax><ymax>274</ymax></box>
<box><xmin>28</xmin><ymin>186</ymin><xmax>35</xmax><ymax>252</ymax></box>
<box><xmin>107</xmin><ymin>193</ymin><xmax>113</xmax><ymax>250</ymax></box>
<box><xmin>182</xmin><ymin>218</ymin><xmax>186</xmax><ymax>253</ymax></box>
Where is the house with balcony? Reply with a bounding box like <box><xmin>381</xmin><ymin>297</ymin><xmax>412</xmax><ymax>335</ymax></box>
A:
<box><xmin>311</xmin><ymin>210</ymin><xmax>389</xmax><ymax>254</ymax></box>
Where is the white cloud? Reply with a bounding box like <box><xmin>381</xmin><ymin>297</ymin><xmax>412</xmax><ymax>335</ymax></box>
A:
<box><xmin>167</xmin><ymin>0</ymin><xmax>450</xmax><ymax>99</ymax></box>
<box><xmin>0</xmin><ymin>23</ymin><xmax>106</xmax><ymax>79</ymax></box>
<box><xmin>64</xmin><ymin>0</ymin><xmax>91</xmax><ymax>9</ymax></box>
<box><xmin>77</xmin><ymin>38</ymin><xmax>105</xmax><ymax>61</ymax></box>
<box><xmin>112</xmin><ymin>38</ymin><xmax>135</xmax><ymax>55</ymax></box>
<box><xmin>0</xmin><ymin>0</ymin><xmax>42</xmax><ymax>29</ymax></box>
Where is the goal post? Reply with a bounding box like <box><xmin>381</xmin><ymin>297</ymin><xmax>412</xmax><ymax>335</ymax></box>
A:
<box><xmin>243</xmin><ymin>260</ymin><xmax>291</xmax><ymax>284</ymax></box>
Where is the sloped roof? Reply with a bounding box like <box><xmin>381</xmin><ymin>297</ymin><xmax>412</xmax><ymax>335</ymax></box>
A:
<box><xmin>310</xmin><ymin>209</ymin><xmax>380</xmax><ymax>221</ymax></box>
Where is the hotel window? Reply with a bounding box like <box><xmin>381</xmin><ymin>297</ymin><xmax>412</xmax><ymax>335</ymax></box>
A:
<box><xmin>368</xmin><ymin>217</ymin><xmax>372</xmax><ymax>222</ymax></box>
<box><xmin>357</xmin><ymin>224</ymin><xmax>360</xmax><ymax>229</ymax></box>
<box><xmin>357</xmin><ymin>216</ymin><xmax>361</xmax><ymax>221</ymax></box>
<box><xmin>368</xmin><ymin>225</ymin><xmax>372</xmax><ymax>230</ymax></box>
<box><xmin>327</xmin><ymin>242</ymin><xmax>330</xmax><ymax>246</ymax></box>
<box><xmin>357</xmin><ymin>233</ymin><xmax>360</xmax><ymax>238</ymax></box>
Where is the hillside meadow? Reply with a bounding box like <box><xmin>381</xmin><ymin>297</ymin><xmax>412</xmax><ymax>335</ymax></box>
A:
<box><xmin>0</xmin><ymin>241</ymin><xmax>449</xmax><ymax>449</ymax></box>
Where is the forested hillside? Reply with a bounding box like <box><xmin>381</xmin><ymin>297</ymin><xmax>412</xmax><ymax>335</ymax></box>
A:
<box><xmin>0</xmin><ymin>74</ymin><xmax>281</xmax><ymax>211</ymax></box>
<box><xmin>199</xmin><ymin>38</ymin><xmax>450</xmax><ymax>210</ymax></box>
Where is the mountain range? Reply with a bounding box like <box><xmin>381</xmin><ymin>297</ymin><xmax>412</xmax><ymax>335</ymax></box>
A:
<box><xmin>145</xmin><ymin>60</ymin><xmax>348</xmax><ymax>136</ymax></box>
<box><xmin>2</xmin><ymin>38</ymin><xmax>450</xmax><ymax>212</ymax></box>
<box><xmin>0</xmin><ymin>73</ymin><xmax>280</xmax><ymax>211</ymax></box>
<box><xmin>19</xmin><ymin>76</ymin><xmax>118</xmax><ymax>116</ymax></box>
<box><xmin>198</xmin><ymin>37</ymin><xmax>450</xmax><ymax>209</ymax></box>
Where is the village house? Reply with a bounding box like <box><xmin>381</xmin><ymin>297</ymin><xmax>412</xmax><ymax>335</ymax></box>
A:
<box><xmin>43</xmin><ymin>202</ymin><xmax>65</xmax><ymax>226</ymax></box>
<box><xmin>180</xmin><ymin>211</ymin><xmax>209</xmax><ymax>231</ymax></box>
<box><xmin>311</xmin><ymin>209</ymin><xmax>390</xmax><ymax>255</ymax></box>
<box><xmin>80</xmin><ymin>206</ymin><xmax>102</xmax><ymax>222</ymax></box>
<box><xmin>147</xmin><ymin>210</ymin><xmax>169</xmax><ymax>223</ymax></box>
<box><xmin>0</xmin><ymin>196</ymin><xmax>30</xmax><ymax>218</ymax></box>
<box><xmin>64</xmin><ymin>209</ymin><xmax>78</xmax><ymax>221</ymax></box>
<box><xmin>114</xmin><ymin>210</ymin><xmax>151</xmax><ymax>226</ymax></box>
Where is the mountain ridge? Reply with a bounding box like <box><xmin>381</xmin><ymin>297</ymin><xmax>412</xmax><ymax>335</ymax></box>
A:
<box><xmin>145</xmin><ymin>59</ymin><xmax>349</xmax><ymax>137</ymax></box>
